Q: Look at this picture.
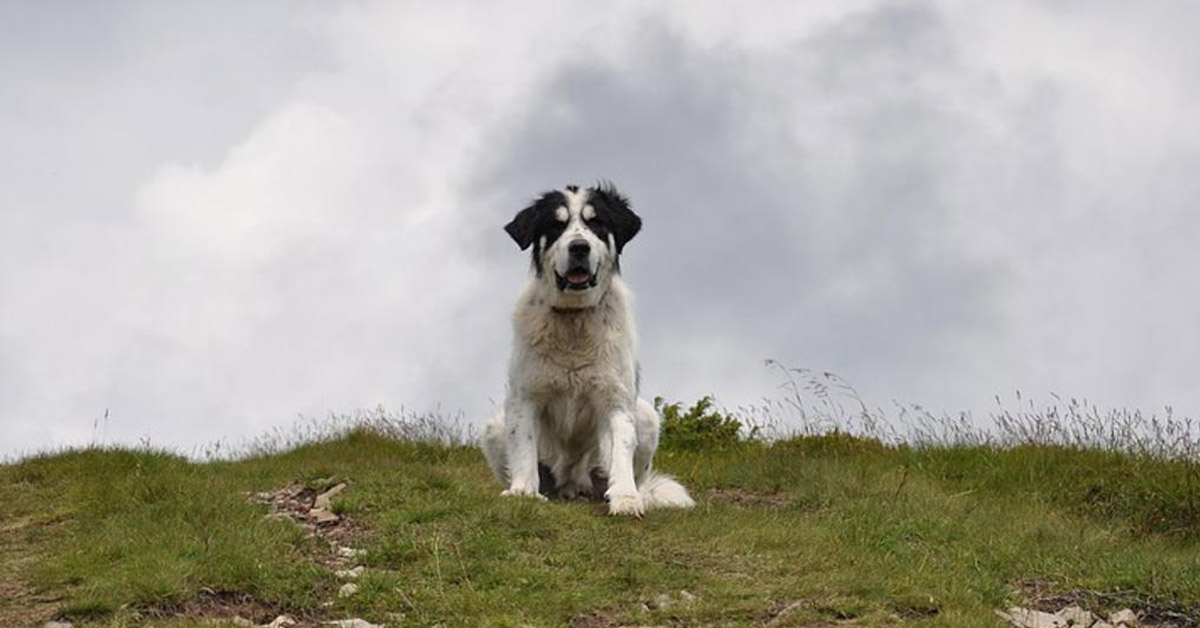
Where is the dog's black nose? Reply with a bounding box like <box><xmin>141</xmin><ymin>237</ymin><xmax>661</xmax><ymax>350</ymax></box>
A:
<box><xmin>568</xmin><ymin>239</ymin><xmax>590</xmax><ymax>258</ymax></box>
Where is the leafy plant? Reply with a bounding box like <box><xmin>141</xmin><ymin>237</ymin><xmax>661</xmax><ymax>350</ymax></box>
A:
<box><xmin>655</xmin><ymin>396</ymin><xmax>757</xmax><ymax>451</ymax></box>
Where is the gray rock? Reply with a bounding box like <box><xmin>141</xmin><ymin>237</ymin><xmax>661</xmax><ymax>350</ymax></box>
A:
<box><xmin>262</xmin><ymin>616</ymin><xmax>297</xmax><ymax>628</ymax></box>
<box><xmin>338</xmin><ymin>582</ymin><xmax>359</xmax><ymax>598</ymax></box>
<box><xmin>43</xmin><ymin>622</ymin><xmax>74</xmax><ymax>628</ymax></box>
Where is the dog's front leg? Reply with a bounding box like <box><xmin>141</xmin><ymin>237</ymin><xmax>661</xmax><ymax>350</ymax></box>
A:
<box><xmin>603</xmin><ymin>407</ymin><xmax>644</xmax><ymax>516</ymax></box>
<box><xmin>501</xmin><ymin>397</ymin><xmax>545</xmax><ymax>500</ymax></box>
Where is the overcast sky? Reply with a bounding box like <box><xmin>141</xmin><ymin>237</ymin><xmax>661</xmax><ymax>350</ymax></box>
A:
<box><xmin>3</xmin><ymin>1</ymin><xmax>1198</xmax><ymax>458</ymax></box>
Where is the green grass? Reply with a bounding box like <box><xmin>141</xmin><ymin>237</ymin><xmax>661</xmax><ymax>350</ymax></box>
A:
<box><xmin>3</xmin><ymin>428</ymin><xmax>1199</xmax><ymax>628</ymax></box>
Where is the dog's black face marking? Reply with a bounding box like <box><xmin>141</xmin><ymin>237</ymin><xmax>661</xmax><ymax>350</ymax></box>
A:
<box><xmin>504</xmin><ymin>190</ymin><xmax>568</xmax><ymax>275</ymax></box>
<box><xmin>586</xmin><ymin>182</ymin><xmax>641</xmax><ymax>254</ymax></box>
<box><xmin>505</xmin><ymin>183</ymin><xmax>642</xmax><ymax>281</ymax></box>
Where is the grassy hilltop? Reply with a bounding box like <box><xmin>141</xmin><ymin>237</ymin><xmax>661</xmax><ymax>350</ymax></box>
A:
<box><xmin>2</xmin><ymin>393</ymin><xmax>1199</xmax><ymax>628</ymax></box>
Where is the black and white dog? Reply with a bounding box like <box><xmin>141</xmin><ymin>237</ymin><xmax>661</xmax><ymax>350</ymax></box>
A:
<box><xmin>481</xmin><ymin>183</ymin><xmax>694</xmax><ymax>516</ymax></box>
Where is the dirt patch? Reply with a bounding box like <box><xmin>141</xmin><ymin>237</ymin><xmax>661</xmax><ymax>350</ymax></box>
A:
<box><xmin>1014</xmin><ymin>579</ymin><xmax>1199</xmax><ymax>627</ymax></box>
<box><xmin>136</xmin><ymin>589</ymin><xmax>287</xmax><ymax>626</ymax></box>
<box><xmin>248</xmin><ymin>481</ymin><xmax>366</xmax><ymax>569</ymax></box>
<box><xmin>570</xmin><ymin>611</ymin><xmax>619</xmax><ymax>628</ymax></box>
<box><xmin>760</xmin><ymin>600</ymin><xmax>852</xmax><ymax>627</ymax></box>
<box><xmin>0</xmin><ymin>582</ymin><xmax>61</xmax><ymax>628</ymax></box>
<box><xmin>707</xmin><ymin>487</ymin><xmax>791</xmax><ymax>510</ymax></box>
<box><xmin>0</xmin><ymin>516</ymin><xmax>69</xmax><ymax>627</ymax></box>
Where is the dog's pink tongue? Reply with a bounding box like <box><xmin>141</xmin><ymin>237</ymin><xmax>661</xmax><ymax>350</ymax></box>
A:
<box><xmin>568</xmin><ymin>270</ymin><xmax>590</xmax><ymax>283</ymax></box>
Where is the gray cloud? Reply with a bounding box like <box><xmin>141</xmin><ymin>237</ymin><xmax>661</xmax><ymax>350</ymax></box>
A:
<box><xmin>3</xmin><ymin>1</ymin><xmax>1200</xmax><ymax>457</ymax></box>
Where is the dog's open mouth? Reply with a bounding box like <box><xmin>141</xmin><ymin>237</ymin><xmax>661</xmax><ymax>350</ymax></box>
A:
<box><xmin>556</xmin><ymin>267</ymin><xmax>597</xmax><ymax>291</ymax></box>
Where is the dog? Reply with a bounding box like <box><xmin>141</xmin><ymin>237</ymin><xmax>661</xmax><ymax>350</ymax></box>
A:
<box><xmin>481</xmin><ymin>183</ymin><xmax>694</xmax><ymax>516</ymax></box>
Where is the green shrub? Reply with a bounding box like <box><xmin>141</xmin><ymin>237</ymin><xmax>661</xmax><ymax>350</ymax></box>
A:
<box><xmin>655</xmin><ymin>396</ymin><xmax>756</xmax><ymax>451</ymax></box>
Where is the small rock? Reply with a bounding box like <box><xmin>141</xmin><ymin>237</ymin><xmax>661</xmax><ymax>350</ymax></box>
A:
<box><xmin>263</xmin><ymin>616</ymin><xmax>297</xmax><ymax>628</ymax></box>
<box><xmin>1058</xmin><ymin>606</ymin><xmax>1094</xmax><ymax>626</ymax></box>
<box><xmin>996</xmin><ymin>607</ymin><xmax>1067</xmax><ymax>628</ymax></box>
<box><xmin>228</xmin><ymin>618</ymin><xmax>253</xmax><ymax>627</ymax></box>
<box><xmin>1110</xmin><ymin>609</ymin><xmax>1139</xmax><ymax>627</ymax></box>
<box><xmin>653</xmin><ymin>593</ymin><xmax>674</xmax><ymax>609</ymax></box>
<box><xmin>679</xmin><ymin>590</ymin><xmax>697</xmax><ymax>604</ymax></box>
<box><xmin>309</xmin><ymin>508</ymin><xmax>340</xmax><ymax>524</ymax></box>
<box><xmin>335</xmin><ymin>566</ymin><xmax>365</xmax><ymax>579</ymax></box>
<box><xmin>314</xmin><ymin>483</ymin><xmax>348</xmax><ymax>510</ymax></box>
<box><xmin>43</xmin><ymin>622</ymin><xmax>74</xmax><ymax>628</ymax></box>
<box><xmin>324</xmin><ymin>620</ymin><xmax>384</xmax><ymax>628</ymax></box>
<box><xmin>766</xmin><ymin>601</ymin><xmax>807</xmax><ymax>628</ymax></box>
<box><xmin>337</xmin><ymin>546</ymin><xmax>365</xmax><ymax>558</ymax></box>
<box><xmin>339</xmin><ymin>582</ymin><xmax>360</xmax><ymax>598</ymax></box>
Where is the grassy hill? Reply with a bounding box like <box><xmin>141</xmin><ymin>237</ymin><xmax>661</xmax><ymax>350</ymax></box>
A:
<box><xmin>2</xmin><ymin>398</ymin><xmax>1199</xmax><ymax>627</ymax></box>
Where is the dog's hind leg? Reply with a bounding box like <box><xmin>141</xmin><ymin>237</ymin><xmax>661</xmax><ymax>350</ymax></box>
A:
<box><xmin>632</xmin><ymin>397</ymin><xmax>661</xmax><ymax>483</ymax></box>
<box><xmin>481</xmin><ymin>409</ymin><xmax>509</xmax><ymax>485</ymax></box>
<box><xmin>555</xmin><ymin>455</ymin><xmax>598</xmax><ymax>500</ymax></box>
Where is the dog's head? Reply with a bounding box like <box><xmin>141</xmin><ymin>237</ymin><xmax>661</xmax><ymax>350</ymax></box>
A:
<box><xmin>504</xmin><ymin>183</ymin><xmax>642</xmax><ymax>309</ymax></box>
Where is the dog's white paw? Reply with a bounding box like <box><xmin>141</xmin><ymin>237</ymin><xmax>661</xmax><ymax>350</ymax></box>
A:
<box><xmin>500</xmin><ymin>487</ymin><xmax>547</xmax><ymax>501</ymax></box>
<box><xmin>607</xmin><ymin>492</ymin><xmax>645</xmax><ymax>517</ymax></box>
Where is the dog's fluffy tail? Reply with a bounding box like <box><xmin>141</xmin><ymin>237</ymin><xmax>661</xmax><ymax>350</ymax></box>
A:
<box><xmin>638</xmin><ymin>471</ymin><xmax>695</xmax><ymax>510</ymax></box>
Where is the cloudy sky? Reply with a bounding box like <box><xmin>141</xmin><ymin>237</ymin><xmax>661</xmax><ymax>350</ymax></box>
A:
<box><xmin>3</xmin><ymin>1</ymin><xmax>1198</xmax><ymax>458</ymax></box>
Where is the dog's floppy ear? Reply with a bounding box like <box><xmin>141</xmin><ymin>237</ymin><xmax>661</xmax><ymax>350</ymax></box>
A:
<box><xmin>504</xmin><ymin>202</ymin><xmax>541</xmax><ymax>251</ymax></box>
<box><xmin>591</xmin><ymin>182</ymin><xmax>641</xmax><ymax>253</ymax></box>
<box><xmin>504</xmin><ymin>190</ymin><xmax>566</xmax><ymax>251</ymax></box>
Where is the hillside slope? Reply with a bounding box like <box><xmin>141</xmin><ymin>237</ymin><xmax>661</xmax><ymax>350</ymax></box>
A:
<box><xmin>2</xmin><ymin>429</ymin><xmax>1199</xmax><ymax>627</ymax></box>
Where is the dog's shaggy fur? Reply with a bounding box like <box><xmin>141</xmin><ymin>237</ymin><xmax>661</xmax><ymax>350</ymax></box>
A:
<box><xmin>481</xmin><ymin>183</ymin><xmax>694</xmax><ymax>516</ymax></box>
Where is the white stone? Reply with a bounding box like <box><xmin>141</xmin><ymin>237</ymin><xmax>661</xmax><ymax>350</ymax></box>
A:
<box><xmin>308</xmin><ymin>508</ymin><xmax>340</xmax><ymax>524</ymax></box>
<box><xmin>339</xmin><ymin>582</ymin><xmax>360</xmax><ymax>597</ymax></box>
<box><xmin>337</xmin><ymin>547</ymin><xmax>365</xmax><ymax>558</ymax></box>
<box><xmin>679</xmin><ymin>590</ymin><xmax>697</xmax><ymax>604</ymax></box>
<box><xmin>324</xmin><ymin>620</ymin><xmax>384</xmax><ymax>628</ymax></box>
<box><xmin>314</xmin><ymin>483</ymin><xmax>348</xmax><ymax>510</ymax></box>
<box><xmin>1057</xmin><ymin>605</ymin><xmax>1094</xmax><ymax>626</ymax></box>
<box><xmin>335</xmin><ymin>566</ymin><xmax>365</xmax><ymax>579</ymax></box>
<box><xmin>1110</xmin><ymin>609</ymin><xmax>1139</xmax><ymax>627</ymax></box>
<box><xmin>263</xmin><ymin>616</ymin><xmax>297</xmax><ymax>628</ymax></box>
<box><xmin>43</xmin><ymin>622</ymin><xmax>74</xmax><ymax>628</ymax></box>
<box><xmin>996</xmin><ymin>607</ymin><xmax>1067</xmax><ymax>628</ymax></box>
